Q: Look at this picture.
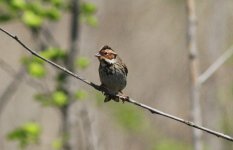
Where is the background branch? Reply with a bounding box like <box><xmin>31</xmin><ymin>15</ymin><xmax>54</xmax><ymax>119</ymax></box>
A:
<box><xmin>0</xmin><ymin>59</ymin><xmax>18</xmax><ymax>75</ymax></box>
<box><xmin>0</xmin><ymin>67</ymin><xmax>25</xmax><ymax>115</ymax></box>
<box><xmin>80</xmin><ymin>106</ymin><xmax>99</xmax><ymax>150</ymax></box>
<box><xmin>186</xmin><ymin>0</ymin><xmax>203</xmax><ymax>149</ymax></box>
<box><xmin>1</xmin><ymin>27</ymin><xmax>233</xmax><ymax>143</ymax></box>
<box><xmin>41</xmin><ymin>27</ymin><xmax>60</xmax><ymax>47</ymax></box>
<box><xmin>198</xmin><ymin>45</ymin><xmax>233</xmax><ymax>84</ymax></box>
<box><xmin>0</xmin><ymin>59</ymin><xmax>44</xmax><ymax>90</ymax></box>
<box><xmin>60</xmin><ymin>0</ymin><xmax>80</xmax><ymax>150</ymax></box>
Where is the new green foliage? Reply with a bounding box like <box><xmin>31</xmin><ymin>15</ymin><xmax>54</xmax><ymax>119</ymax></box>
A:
<box><xmin>35</xmin><ymin>90</ymin><xmax>68</xmax><ymax>107</ymax></box>
<box><xmin>52</xmin><ymin>90</ymin><xmax>68</xmax><ymax>107</ymax></box>
<box><xmin>23</xmin><ymin>47</ymin><xmax>65</xmax><ymax>78</ymax></box>
<box><xmin>75</xmin><ymin>56</ymin><xmax>90</xmax><ymax>69</ymax></box>
<box><xmin>22</xmin><ymin>10</ymin><xmax>43</xmax><ymax>27</ymax></box>
<box><xmin>52</xmin><ymin>138</ymin><xmax>63</xmax><ymax>150</ymax></box>
<box><xmin>80</xmin><ymin>2</ymin><xmax>98</xmax><ymax>27</ymax></box>
<box><xmin>7</xmin><ymin>122</ymin><xmax>41</xmax><ymax>149</ymax></box>
<box><xmin>0</xmin><ymin>0</ymin><xmax>65</xmax><ymax>28</ymax></box>
<box><xmin>75</xmin><ymin>89</ymin><xmax>88</xmax><ymax>100</ymax></box>
<box><xmin>27</xmin><ymin>61</ymin><xmax>46</xmax><ymax>78</ymax></box>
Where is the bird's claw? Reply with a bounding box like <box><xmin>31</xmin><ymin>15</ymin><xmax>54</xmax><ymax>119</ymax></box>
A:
<box><xmin>121</xmin><ymin>96</ymin><xmax>129</xmax><ymax>103</ymax></box>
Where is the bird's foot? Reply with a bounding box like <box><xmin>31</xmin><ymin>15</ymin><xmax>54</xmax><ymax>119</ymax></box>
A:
<box><xmin>117</xmin><ymin>93</ymin><xmax>129</xmax><ymax>103</ymax></box>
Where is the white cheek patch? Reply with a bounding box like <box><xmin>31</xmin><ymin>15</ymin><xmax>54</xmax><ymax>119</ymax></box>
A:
<box><xmin>104</xmin><ymin>58</ymin><xmax>116</xmax><ymax>64</ymax></box>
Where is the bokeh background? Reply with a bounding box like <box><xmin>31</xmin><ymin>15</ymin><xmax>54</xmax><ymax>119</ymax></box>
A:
<box><xmin>0</xmin><ymin>0</ymin><xmax>233</xmax><ymax>150</ymax></box>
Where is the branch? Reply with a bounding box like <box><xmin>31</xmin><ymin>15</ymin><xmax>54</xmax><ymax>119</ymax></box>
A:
<box><xmin>186</xmin><ymin>0</ymin><xmax>203</xmax><ymax>149</ymax></box>
<box><xmin>198</xmin><ymin>45</ymin><xmax>233</xmax><ymax>84</ymax></box>
<box><xmin>61</xmin><ymin>0</ymin><xmax>80</xmax><ymax>150</ymax></box>
<box><xmin>1</xmin><ymin>27</ymin><xmax>233</xmax><ymax>142</ymax></box>
<box><xmin>0</xmin><ymin>67</ymin><xmax>25</xmax><ymax>115</ymax></box>
<box><xmin>41</xmin><ymin>27</ymin><xmax>60</xmax><ymax>47</ymax></box>
<box><xmin>0</xmin><ymin>59</ymin><xmax>44</xmax><ymax>90</ymax></box>
<box><xmin>0</xmin><ymin>59</ymin><xmax>18</xmax><ymax>75</ymax></box>
<box><xmin>80</xmin><ymin>106</ymin><xmax>99</xmax><ymax>150</ymax></box>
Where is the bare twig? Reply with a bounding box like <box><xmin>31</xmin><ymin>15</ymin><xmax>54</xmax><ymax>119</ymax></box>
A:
<box><xmin>41</xmin><ymin>27</ymin><xmax>60</xmax><ymax>47</ymax></box>
<box><xmin>1</xmin><ymin>27</ymin><xmax>233</xmax><ymax>142</ymax></box>
<box><xmin>0</xmin><ymin>59</ymin><xmax>44</xmax><ymax>91</ymax></box>
<box><xmin>198</xmin><ymin>45</ymin><xmax>233</xmax><ymax>84</ymax></box>
<box><xmin>0</xmin><ymin>67</ymin><xmax>25</xmax><ymax>115</ymax></box>
<box><xmin>186</xmin><ymin>0</ymin><xmax>203</xmax><ymax>150</ymax></box>
<box><xmin>0</xmin><ymin>59</ymin><xmax>17</xmax><ymax>75</ymax></box>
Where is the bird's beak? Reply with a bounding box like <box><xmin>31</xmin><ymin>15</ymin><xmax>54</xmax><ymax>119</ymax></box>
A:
<box><xmin>95</xmin><ymin>53</ymin><xmax>101</xmax><ymax>57</ymax></box>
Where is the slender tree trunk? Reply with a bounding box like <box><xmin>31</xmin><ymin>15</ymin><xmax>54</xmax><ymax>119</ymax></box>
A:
<box><xmin>186</xmin><ymin>0</ymin><xmax>203</xmax><ymax>150</ymax></box>
<box><xmin>61</xmin><ymin>0</ymin><xmax>79</xmax><ymax>150</ymax></box>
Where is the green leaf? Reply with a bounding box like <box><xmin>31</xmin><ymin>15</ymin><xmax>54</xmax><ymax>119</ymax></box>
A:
<box><xmin>27</xmin><ymin>2</ymin><xmax>44</xmax><ymax>15</ymax></box>
<box><xmin>7</xmin><ymin>128</ymin><xmax>26</xmax><ymax>140</ymax></box>
<box><xmin>80</xmin><ymin>1</ymin><xmax>98</xmax><ymax>27</ymax></box>
<box><xmin>40</xmin><ymin>47</ymin><xmax>65</xmax><ymax>60</ymax></box>
<box><xmin>51</xmin><ymin>0</ymin><xmax>64</xmax><ymax>7</ymax></box>
<box><xmin>11</xmin><ymin>0</ymin><xmax>26</xmax><ymax>9</ymax></box>
<box><xmin>34</xmin><ymin>93</ymin><xmax>52</xmax><ymax>106</ymax></box>
<box><xmin>21</xmin><ymin>56</ymin><xmax>45</xmax><ymax>67</ymax></box>
<box><xmin>45</xmin><ymin>7</ymin><xmax>61</xmax><ymax>20</ymax></box>
<box><xmin>22</xmin><ymin>11</ymin><xmax>43</xmax><ymax>28</ymax></box>
<box><xmin>81</xmin><ymin>2</ymin><xmax>97</xmax><ymax>15</ymax></box>
<box><xmin>75</xmin><ymin>89</ymin><xmax>87</xmax><ymax>100</ymax></box>
<box><xmin>75</xmin><ymin>56</ymin><xmax>90</xmax><ymax>69</ymax></box>
<box><xmin>7</xmin><ymin>122</ymin><xmax>41</xmax><ymax>149</ymax></box>
<box><xmin>23</xmin><ymin>122</ymin><xmax>41</xmax><ymax>137</ymax></box>
<box><xmin>86</xmin><ymin>15</ymin><xmax>98</xmax><ymax>27</ymax></box>
<box><xmin>52</xmin><ymin>138</ymin><xmax>63</xmax><ymax>150</ymax></box>
<box><xmin>0</xmin><ymin>14</ymin><xmax>12</xmax><ymax>22</ymax></box>
<box><xmin>27</xmin><ymin>62</ymin><xmax>46</xmax><ymax>78</ymax></box>
<box><xmin>52</xmin><ymin>91</ymin><xmax>68</xmax><ymax>107</ymax></box>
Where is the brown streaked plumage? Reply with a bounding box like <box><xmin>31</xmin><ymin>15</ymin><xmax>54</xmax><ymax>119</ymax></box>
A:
<box><xmin>95</xmin><ymin>45</ymin><xmax>128</xmax><ymax>102</ymax></box>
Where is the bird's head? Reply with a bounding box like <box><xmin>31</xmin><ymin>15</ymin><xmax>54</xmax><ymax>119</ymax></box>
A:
<box><xmin>95</xmin><ymin>45</ymin><xmax>117</xmax><ymax>64</ymax></box>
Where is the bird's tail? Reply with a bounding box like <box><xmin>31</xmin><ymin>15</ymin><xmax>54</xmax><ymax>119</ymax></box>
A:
<box><xmin>104</xmin><ymin>95</ymin><xmax>119</xmax><ymax>102</ymax></box>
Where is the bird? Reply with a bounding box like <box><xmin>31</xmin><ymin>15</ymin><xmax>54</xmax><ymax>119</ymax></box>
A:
<box><xmin>95</xmin><ymin>45</ymin><xmax>128</xmax><ymax>102</ymax></box>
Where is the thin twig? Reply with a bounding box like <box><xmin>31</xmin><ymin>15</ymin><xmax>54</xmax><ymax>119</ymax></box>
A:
<box><xmin>0</xmin><ymin>67</ymin><xmax>25</xmax><ymax>115</ymax></box>
<box><xmin>41</xmin><ymin>27</ymin><xmax>60</xmax><ymax>47</ymax></box>
<box><xmin>198</xmin><ymin>45</ymin><xmax>233</xmax><ymax>84</ymax></box>
<box><xmin>0</xmin><ymin>59</ymin><xmax>17</xmax><ymax>75</ymax></box>
<box><xmin>1</xmin><ymin>27</ymin><xmax>233</xmax><ymax>142</ymax></box>
<box><xmin>0</xmin><ymin>59</ymin><xmax>44</xmax><ymax>91</ymax></box>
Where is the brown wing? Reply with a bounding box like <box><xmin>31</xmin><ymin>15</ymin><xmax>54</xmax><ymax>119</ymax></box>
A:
<box><xmin>116</xmin><ymin>56</ymin><xmax>128</xmax><ymax>75</ymax></box>
<box><xmin>123</xmin><ymin>63</ymin><xmax>128</xmax><ymax>76</ymax></box>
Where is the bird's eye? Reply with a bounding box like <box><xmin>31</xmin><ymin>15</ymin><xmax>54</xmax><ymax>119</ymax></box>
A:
<box><xmin>104</xmin><ymin>52</ymin><xmax>107</xmax><ymax>55</ymax></box>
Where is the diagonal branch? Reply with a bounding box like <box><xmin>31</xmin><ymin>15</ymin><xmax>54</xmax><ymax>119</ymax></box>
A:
<box><xmin>0</xmin><ymin>67</ymin><xmax>25</xmax><ymax>115</ymax></box>
<box><xmin>0</xmin><ymin>59</ymin><xmax>44</xmax><ymax>90</ymax></box>
<box><xmin>198</xmin><ymin>45</ymin><xmax>233</xmax><ymax>84</ymax></box>
<box><xmin>0</xmin><ymin>59</ymin><xmax>18</xmax><ymax>75</ymax></box>
<box><xmin>1</xmin><ymin>27</ymin><xmax>233</xmax><ymax>142</ymax></box>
